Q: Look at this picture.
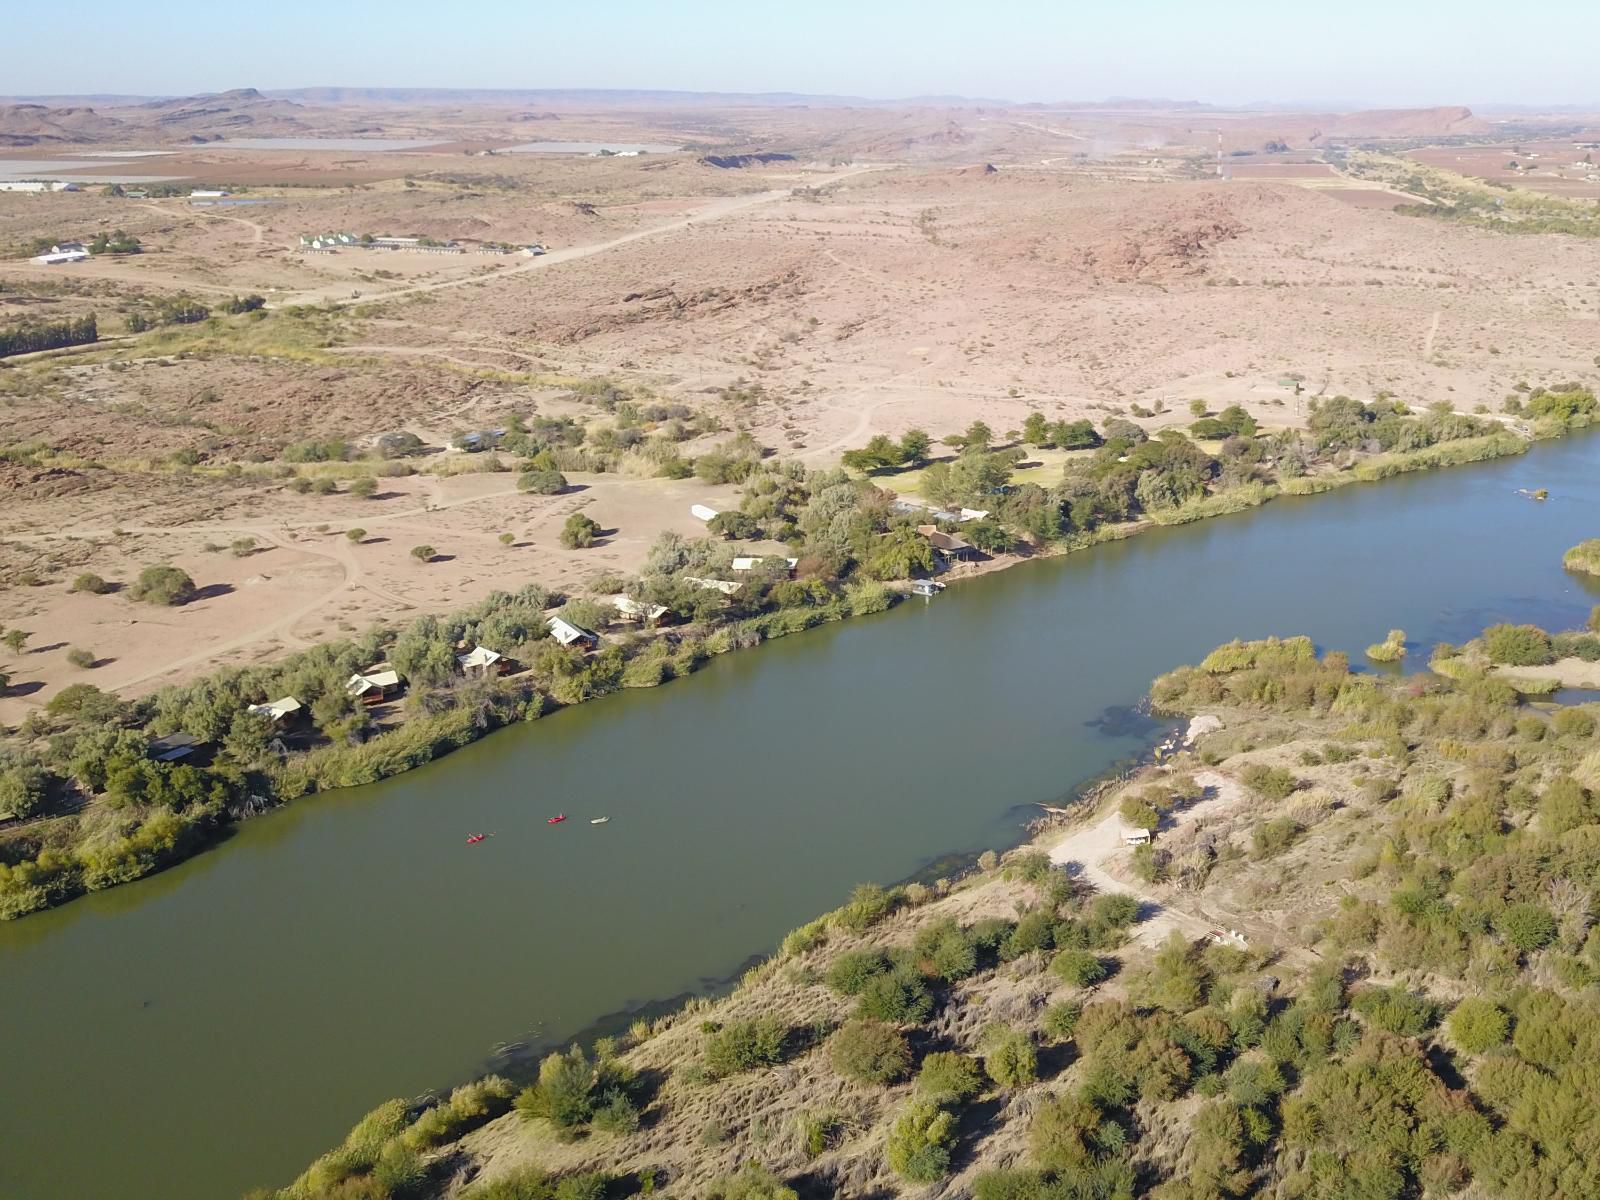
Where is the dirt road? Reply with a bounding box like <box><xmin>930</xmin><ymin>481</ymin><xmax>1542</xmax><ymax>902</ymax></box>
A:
<box><xmin>283</xmin><ymin>165</ymin><xmax>888</xmax><ymax>310</ymax></box>
<box><xmin>1047</xmin><ymin>769</ymin><xmax>1246</xmax><ymax>947</ymax></box>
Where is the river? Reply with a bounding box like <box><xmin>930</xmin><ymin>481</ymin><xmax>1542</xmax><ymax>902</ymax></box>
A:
<box><xmin>3</xmin><ymin>436</ymin><xmax>1598</xmax><ymax>1199</ymax></box>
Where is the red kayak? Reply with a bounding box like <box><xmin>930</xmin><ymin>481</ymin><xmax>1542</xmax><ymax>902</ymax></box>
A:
<box><xmin>547</xmin><ymin>814</ymin><xmax>567</xmax><ymax>825</ymax></box>
<box><xmin>466</xmin><ymin>834</ymin><xmax>487</xmax><ymax>844</ymax></box>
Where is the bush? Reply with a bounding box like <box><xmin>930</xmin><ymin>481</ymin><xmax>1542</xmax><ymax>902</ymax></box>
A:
<box><xmin>345</xmin><ymin>528</ymin><xmax>366</xmax><ymax>543</ymax></box>
<box><xmin>1240</xmin><ymin>763</ymin><xmax>1300</xmax><ymax>800</ymax></box>
<box><xmin>916</xmin><ymin>1051</ymin><xmax>983</xmax><ymax>1104</ymax></box>
<box><xmin>825</xmin><ymin>948</ymin><xmax>888</xmax><ymax>995</ymax></box>
<box><xmin>66</xmin><ymin>648</ymin><xmax>95</xmax><ymax>669</ymax></box>
<box><xmin>835</xmin><ymin>881</ymin><xmax>895</xmax><ymax>931</ymax></box>
<box><xmin>1448</xmin><ymin>998</ymin><xmax>1510</xmax><ymax>1053</ymax></box>
<box><xmin>590</xmin><ymin>1091</ymin><xmax>640</xmax><ymax>1134</ymax></box>
<box><xmin>1484</xmin><ymin>623</ymin><xmax>1554</xmax><ymax>666</ymax></box>
<box><xmin>70</xmin><ymin>572</ymin><xmax>113</xmax><ymax>594</ymax></box>
<box><xmin>514</xmin><ymin>1047</ymin><xmax>596</xmax><ymax>1133</ymax></box>
<box><xmin>410</xmin><ymin>544</ymin><xmax>436</xmax><ymax>563</ymax></box>
<box><xmin>885</xmin><ymin>1100</ymin><xmax>956</xmax><ymax>1183</ymax></box>
<box><xmin>827</xmin><ymin>1020</ymin><xmax>910</xmax><ymax>1084</ymax></box>
<box><xmin>856</xmin><ymin>968</ymin><xmax>933</xmax><ymax>1024</ymax></box>
<box><xmin>519</xmin><ymin>468</ymin><xmax>568</xmax><ymax>495</ymax></box>
<box><xmin>1051</xmin><ymin>949</ymin><xmax>1108</xmax><ymax>988</ymax></box>
<box><xmin>704</xmin><ymin>1016</ymin><xmax>788</xmax><ymax>1077</ymax></box>
<box><xmin>129</xmin><ymin>564</ymin><xmax>196</xmax><ymax>606</ymax></box>
<box><xmin>349</xmin><ymin>476</ymin><xmax>378</xmax><ymax>499</ymax></box>
<box><xmin>1496</xmin><ymin>902</ymin><xmax>1558</xmax><ymax>951</ymax></box>
<box><xmin>981</xmin><ymin>1025</ymin><xmax>1038</xmax><ymax>1089</ymax></box>
<box><xmin>561</xmin><ymin>513</ymin><xmax>601</xmax><ymax>549</ymax></box>
<box><xmin>702</xmin><ymin>1164</ymin><xmax>798</xmax><ymax>1200</ymax></box>
<box><xmin>1352</xmin><ymin>985</ymin><xmax>1439</xmax><ymax>1036</ymax></box>
<box><xmin>1365</xmin><ymin>629</ymin><xmax>1407</xmax><ymax>663</ymax></box>
<box><xmin>1042</xmin><ymin>1000</ymin><xmax>1082</xmax><ymax>1043</ymax></box>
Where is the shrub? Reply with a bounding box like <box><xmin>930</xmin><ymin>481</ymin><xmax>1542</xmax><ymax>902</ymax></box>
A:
<box><xmin>1051</xmin><ymin>949</ymin><xmax>1109</xmax><ymax>988</ymax></box>
<box><xmin>981</xmin><ymin>1025</ymin><xmax>1038</xmax><ymax>1089</ymax></box>
<box><xmin>1240</xmin><ymin>763</ymin><xmax>1300</xmax><ymax>800</ymax></box>
<box><xmin>827</xmin><ymin>1020</ymin><xmax>911</xmax><ymax>1084</ymax></box>
<box><xmin>590</xmin><ymin>1091</ymin><xmax>640</xmax><ymax>1134</ymax></box>
<box><xmin>916</xmin><ymin>1051</ymin><xmax>983</xmax><ymax>1104</ymax></box>
<box><xmin>66</xmin><ymin>648</ymin><xmax>95</xmax><ymax>669</ymax></box>
<box><xmin>1365</xmin><ymin>629</ymin><xmax>1407</xmax><ymax>663</ymax></box>
<box><xmin>835</xmin><ymin>882</ymin><xmax>895</xmax><ymax>931</ymax></box>
<box><xmin>702</xmin><ymin>1164</ymin><xmax>798</xmax><ymax>1200</ymax></box>
<box><xmin>1496</xmin><ymin>902</ymin><xmax>1558</xmax><ymax>951</ymax></box>
<box><xmin>1448</xmin><ymin>998</ymin><xmax>1510</xmax><ymax>1053</ymax></box>
<box><xmin>1352</xmin><ymin>985</ymin><xmax>1439</xmax><ymax>1036</ymax></box>
<box><xmin>129</xmin><ymin>564</ymin><xmax>196</xmax><ymax>606</ymax></box>
<box><xmin>70</xmin><ymin>572</ymin><xmax>113</xmax><ymax>594</ymax></box>
<box><xmin>1041</xmin><ymin>1000</ymin><xmax>1083</xmax><ymax>1043</ymax></box>
<box><xmin>856</xmin><ymin>968</ymin><xmax>933</xmax><ymax>1024</ymax></box>
<box><xmin>345</xmin><ymin>528</ymin><xmax>366</xmax><ymax>543</ymax></box>
<box><xmin>1252</xmin><ymin>817</ymin><xmax>1303</xmax><ymax>858</ymax></box>
<box><xmin>349</xmin><ymin>476</ymin><xmax>378</xmax><ymax>499</ymax></box>
<box><xmin>519</xmin><ymin>468</ymin><xmax>568</xmax><ymax>495</ymax></box>
<box><xmin>561</xmin><ymin>513</ymin><xmax>601</xmax><ymax>549</ymax></box>
<box><xmin>825</xmin><ymin>948</ymin><xmax>888</xmax><ymax>995</ymax></box>
<box><xmin>704</xmin><ymin>1016</ymin><xmax>788</xmax><ymax>1077</ymax></box>
<box><xmin>514</xmin><ymin>1047</ymin><xmax>596</xmax><ymax>1133</ymax></box>
<box><xmin>1562</xmin><ymin>539</ymin><xmax>1600</xmax><ymax>576</ymax></box>
<box><xmin>885</xmin><ymin>1100</ymin><xmax>956</xmax><ymax>1183</ymax></box>
<box><xmin>1483</xmin><ymin>622</ymin><xmax>1554</xmax><ymax>666</ymax></box>
<box><xmin>410</xmin><ymin>544</ymin><xmax>436</xmax><ymax>563</ymax></box>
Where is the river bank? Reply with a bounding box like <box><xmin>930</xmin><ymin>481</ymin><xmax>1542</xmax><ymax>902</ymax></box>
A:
<box><xmin>4</xmin><ymin>411</ymin><xmax>1576</xmax><ymax>923</ymax></box>
<box><xmin>3</xmin><ymin>419</ymin><xmax>1600</xmax><ymax>1200</ymax></box>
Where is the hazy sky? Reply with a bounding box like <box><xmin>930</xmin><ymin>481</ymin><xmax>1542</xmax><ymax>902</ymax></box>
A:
<box><xmin>9</xmin><ymin>0</ymin><xmax>1599</xmax><ymax>107</ymax></box>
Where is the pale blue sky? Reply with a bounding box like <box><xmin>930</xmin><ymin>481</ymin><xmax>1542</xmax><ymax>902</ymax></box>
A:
<box><xmin>9</xmin><ymin>0</ymin><xmax>1598</xmax><ymax>107</ymax></box>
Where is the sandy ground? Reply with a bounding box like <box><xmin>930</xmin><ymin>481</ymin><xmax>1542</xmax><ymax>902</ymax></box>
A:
<box><xmin>1048</xmin><ymin>767</ymin><xmax>1248</xmax><ymax>948</ymax></box>
<box><xmin>1496</xmin><ymin>658</ymin><xmax>1600</xmax><ymax>689</ymax></box>
<box><xmin>6</xmin><ymin>103</ymin><xmax>1600</xmax><ymax>725</ymax></box>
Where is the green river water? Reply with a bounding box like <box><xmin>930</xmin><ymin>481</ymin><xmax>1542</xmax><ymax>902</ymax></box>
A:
<box><xmin>3</xmin><ymin>435</ymin><xmax>1599</xmax><ymax>1199</ymax></box>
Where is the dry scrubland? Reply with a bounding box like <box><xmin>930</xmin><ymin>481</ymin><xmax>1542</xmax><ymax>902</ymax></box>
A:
<box><xmin>266</xmin><ymin>628</ymin><xmax>1600</xmax><ymax>1199</ymax></box>
<box><xmin>6</xmin><ymin>100</ymin><xmax>1600</xmax><ymax>723</ymax></box>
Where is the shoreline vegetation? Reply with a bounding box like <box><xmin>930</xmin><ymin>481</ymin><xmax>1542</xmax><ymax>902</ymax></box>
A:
<box><xmin>2</xmin><ymin>384</ymin><xmax>1596</xmax><ymax>921</ymax></box>
<box><xmin>263</xmin><ymin>611</ymin><xmax>1600</xmax><ymax>1200</ymax></box>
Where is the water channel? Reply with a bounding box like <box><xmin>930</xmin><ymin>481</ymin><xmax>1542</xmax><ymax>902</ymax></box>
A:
<box><xmin>3</xmin><ymin>435</ymin><xmax>1598</xmax><ymax>1199</ymax></box>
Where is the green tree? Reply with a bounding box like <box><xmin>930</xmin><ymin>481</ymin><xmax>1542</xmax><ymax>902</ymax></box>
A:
<box><xmin>1189</xmin><ymin>399</ymin><xmax>1209</xmax><ymax>418</ymax></box>
<box><xmin>3</xmin><ymin>629</ymin><xmax>28</xmax><ymax>654</ymax></box>
<box><xmin>899</xmin><ymin>428</ymin><xmax>933</xmax><ymax>465</ymax></box>
<box><xmin>1022</xmin><ymin>412</ymin><xmax>1051</xmax><ymax>446</ymax></box>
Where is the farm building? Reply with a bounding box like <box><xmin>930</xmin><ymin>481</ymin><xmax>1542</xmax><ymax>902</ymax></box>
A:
<box><xmin>346</xmin><ymin>669</ymin><xmax>402</xmax><ymax>704</ymax></box>
<box><xmin>609</xmin><ymin>595</ymin><xmax>670</xmax><ymax>625</ymax></box>
<box><xmin>684</xmin><ymin>576</ymin><xmax>740</xmax><ymax>596</ymax></box>
<box><xmin>31</xmin><ymin>249</ymin><xmax>89</xmax><ymax>265</ymax></box>
<box><xmin>246</xmin><ymin>696</ymin><xmax>303</xmax><ymax>727</ymax></box>
<box><xmin>148</xmin><ymin>732</ymin><xmax>205</xmax><ymax>763</ymax></box>
<box><xmin>731</xmin><ymin>556</ymin><xmax>799</xmax><ymax>574</ymax></box>
<box><xmin>548</xmin><ymin>617</ymin><xmax>599</xmax><ymax>649</ymax></box>
<box><xmin>457</xmin><ymin>645</ymin><xmax>507</xmax><ymax>678</ymax></box>
<box><xmin>916</xmin><ymin>525</ymin><xmax>976</xmax><ymax>562</ymax></box>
